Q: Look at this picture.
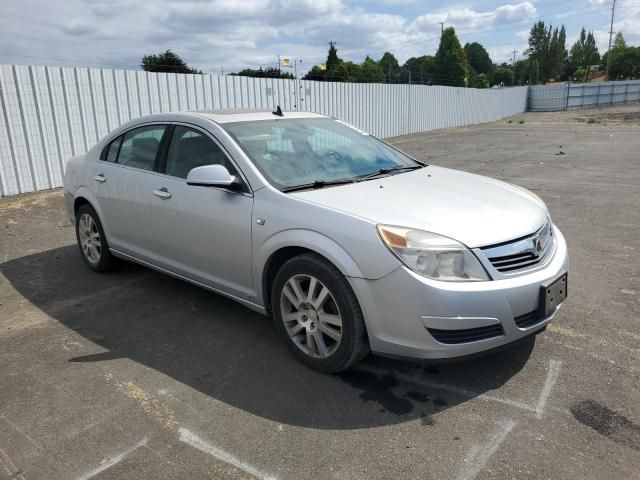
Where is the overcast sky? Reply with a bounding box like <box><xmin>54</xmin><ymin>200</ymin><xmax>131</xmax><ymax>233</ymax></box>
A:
<box><xmin>0</xmin><ymin>0</ymin><xmax>637</xmax><ymax>75</ymax></box>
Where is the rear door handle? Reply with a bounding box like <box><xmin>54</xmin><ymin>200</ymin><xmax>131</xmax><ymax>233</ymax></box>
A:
<box><xmin>94</xmin><ymin>174</ymin><xmax>106</xmax><ymax>183</ymax></box>
<box><xmin>152</xmin><ymin>188</ymin><xmax>172</xmax><ymax>200</ymax></box>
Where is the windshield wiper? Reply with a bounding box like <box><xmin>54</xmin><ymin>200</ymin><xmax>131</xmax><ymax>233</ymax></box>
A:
<box><xmin>281</xmin><ymin>178</ymin><xmax>356</xmax><ymax>193</ymax></box>
<box><xmin>356</xmin><ymin>164</ymin><xmax>425</xmax><ymax>182</ymax></box>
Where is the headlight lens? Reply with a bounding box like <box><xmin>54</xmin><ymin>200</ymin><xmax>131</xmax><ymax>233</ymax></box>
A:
<box><xmin>377</xmin><ymin>225</ymin><xmax>490</xmax><ymax>282</ymax></box>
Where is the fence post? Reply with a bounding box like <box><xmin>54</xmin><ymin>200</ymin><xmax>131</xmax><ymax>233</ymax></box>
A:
<box><xmin>565</xmin><ymin>81</ymin><xmax>570</xmax><ymax>110</ymax></box>
<box><xmin>624</xmin><ymin>82</ymin><xmax>629</xmax><ymax>104</ymax></box>
<box><xmin>610</xmin><ymin>82</ymin><xmax>614</xmax><ymax>106</ymax></box>
<box><xmin>597</xmin><ymin>84</ymin><xmax>601</xmax><ymax>107</ymax></box>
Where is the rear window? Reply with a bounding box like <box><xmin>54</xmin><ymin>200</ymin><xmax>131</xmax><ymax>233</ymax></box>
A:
<box><xmin>101</xmin><ymin>136</ymin><xmax>122</xmax><ymax>163</ymax></box>
<box><xmin>116</xmin><ymin>125</ymin><xmax>167</xmax><ymax>171</ymax></box>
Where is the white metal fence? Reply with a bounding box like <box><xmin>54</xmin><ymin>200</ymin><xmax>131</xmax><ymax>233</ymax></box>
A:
<box><xmin>528</xmin><ymin>80</ymin><xmax>640</xmax><ymax>112</ymax></box>
<box><xmin>0</xmin><ymin>64</ymin><xmax>528</xmax><ymax>196</ymax></box>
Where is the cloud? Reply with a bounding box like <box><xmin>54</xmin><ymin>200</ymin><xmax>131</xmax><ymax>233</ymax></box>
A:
<box><xmin>411</xmin><ymin>2</ymin><xmax>536</xmax><ymax>33</ymax></box>
<box><xmin>3</xmin><ymin>0</ymin><xmax>632</xmax><ymax>76</ymax></box>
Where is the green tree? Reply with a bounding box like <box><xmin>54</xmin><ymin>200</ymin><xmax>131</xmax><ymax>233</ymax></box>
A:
<box><xmin>231</xmin><ymin>67</ymin><xmax>294</xmax><ymax>79</ymax></box>
<box><xmin>302</xmin><ymin>65</ymin><xmax>326</xmax><ymax>81</ymax></box>
<box><xmin>359</xmin><ymin>56</ymin><xmax>385</xmax><ymax>83</ymax></box>
<box><xmin>528</xmin><ymin>59</ymin><xmax>540</xmax><ymax>85</ymax></box>
<box><xmin>572</xmin><ymin>67</ymin><xmax>588</xmax><ymax>82</ymax></box>
<box><xmin>526</xmin><ymin>21</ymin><xmax>567</xmax><ymax>82</ymax></box>
<box><xmin>476</xmin><ymin>73</ymin><xmax>490</xmax><ymax>88</ymax></box>
<box><xmin>608</xmin><ymin>46</ymin><xmax>640</xmax><ymax>80</ymax></box>
<box><xmin>435</xmin><ymin>27</ymin><xmax>468</xmax><ymax>87</ymax></box>
<box><xmin>402</xmin><ymin>55</ymin><xmax>436</xmax><ymax>84</ymax></box>
<box><xmin>569</xmin><ymin>28</ymin><xmax>600</xmax><ymax>80</ymax></box>
<box><xmin>513</xmin><ymin>59</ymin><xmax>530</xmax><ymax>85</ymax></box>
<box><xmin>613</xmin><ymin>32</ymin><xmax>627</xmax><ymax>50</ymax></box>
<box><xmin>326</xmin><ymin>43</ymin><xmax>341</xmax><ymax>71</ymax></box>
<box><xmin>141</xmin><ymin>50</ymin><xmax>202</xmax><ymax>74</ymax></box>
<box><xmin>378</xmin><ymin>52</ymin><xmax>400</xmax><ymax>82</ymax></box>
<box><xmin>604</xmin><ymin>33</ymin><xmax>629</xmax><ymax>77</ymax></box>
<box><xmin>493</xmin><ymin>63</ymin><xmax>513</xmax><ymax>86</ymax></box>
<box><xmin>464</xmin><ymin>42</ymin><xmax>493</xmax><ymax>75</ymax></box>
<box><xmin>554</xmin><ymin>26</ymin><xmax>569</xmax><ymax>80</ymax></box>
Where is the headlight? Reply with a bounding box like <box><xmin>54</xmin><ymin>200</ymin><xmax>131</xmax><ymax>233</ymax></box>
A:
<box><xmin>377</xmin><ymin>225</ymin><xmax>490</xmax><ymax>282</ymax></box>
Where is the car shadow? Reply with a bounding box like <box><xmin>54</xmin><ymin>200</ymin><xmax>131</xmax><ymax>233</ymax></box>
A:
<box><xmin>1</xmin><ymin>246</ymin><xmax>536</xmax><ymax>430</ymax></box>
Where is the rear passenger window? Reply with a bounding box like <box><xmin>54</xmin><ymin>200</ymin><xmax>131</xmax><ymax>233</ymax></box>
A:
<box><xmin>102</xmin><ymin>136</ymin><xmax>122</xmax><ymax>162</ymax></box>
<box><xmin>164</xmin><ymin>126</ymin><xmax>235</xmax><ymax>179</ymax></box>
<box><xmin>117</xmin><ymin>125</ymin><xmax>167</xmax><ymax>171</ymax></box>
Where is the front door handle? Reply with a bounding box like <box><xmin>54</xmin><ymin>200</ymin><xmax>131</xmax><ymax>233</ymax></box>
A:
<box><xmin>94</xmin><ymin>174</ymin><xmax>106</xmax><ymax>183</ymax></box>
<box><xmin>152</xmin><ymin>188</ymin><xmax>172</xmax><ymax>200</ymax></box>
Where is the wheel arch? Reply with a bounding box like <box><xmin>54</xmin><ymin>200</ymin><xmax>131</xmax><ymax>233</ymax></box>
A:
<box><xmin>256</xmin><ymin>230</ymin><xmax>364</xmax><ymax>314</ymax></box>
<box><xmin>71</xmin><ymin>186</ymin><xmax>110</xmax><ymax>238</ymax></box>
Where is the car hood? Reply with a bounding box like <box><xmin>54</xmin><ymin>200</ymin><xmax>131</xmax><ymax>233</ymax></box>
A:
<box><xmin>290</xmin><ymin>165</ymin><xmax>548</xmax><ymax>248</ymax></box>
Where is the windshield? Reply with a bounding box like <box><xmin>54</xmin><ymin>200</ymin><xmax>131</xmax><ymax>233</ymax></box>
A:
<box><xmin>223</xmin><ymin>118</ymin><xmax>421</xmax><ymax>189</ymax></box>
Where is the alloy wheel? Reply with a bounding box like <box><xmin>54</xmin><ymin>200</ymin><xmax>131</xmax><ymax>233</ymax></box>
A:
<box><xmin>279</xmin><ymin>274</ymin><xmax>343</xmax><ymax>358</ymax></box>
<box><xmin>78</xmin><ymin>213</ymin><xmax>101</xmax><ymax>264</ymax></box>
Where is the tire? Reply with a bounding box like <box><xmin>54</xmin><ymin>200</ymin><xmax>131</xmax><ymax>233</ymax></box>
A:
<box><xmin>271</xmin><ymin>253</ymin><xmax>369</xmax><ymax>373</ymax></box>
<box><xmin>75</xmin><ymin>204</ymin><xmax>116</xmax><ymax>273</ymax></box>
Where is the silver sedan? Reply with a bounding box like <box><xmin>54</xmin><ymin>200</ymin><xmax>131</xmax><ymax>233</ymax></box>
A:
<box><xmin>63</xmin><ymin>109</ymin><xmax>568</xmax><ymax>372</ymax></box>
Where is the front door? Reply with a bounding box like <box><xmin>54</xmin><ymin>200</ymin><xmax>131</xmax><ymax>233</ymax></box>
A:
<box><xmin>149</xmin><ymin>125</ymin><xmax>254</xmax><ymax>300</ymax></box>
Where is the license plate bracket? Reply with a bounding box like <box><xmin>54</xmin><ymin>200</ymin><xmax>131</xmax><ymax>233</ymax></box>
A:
<box><xmin>539</xmin><ymin>272</ymin><xmax>568</xmax><ymax>317</ymax></box>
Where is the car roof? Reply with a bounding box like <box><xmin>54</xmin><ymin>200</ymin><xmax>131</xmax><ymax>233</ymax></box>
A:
<box><xmin>127</xmin><ymin>109</ymin><xmax>329</xmax><ymax>126</ymax></box>
<box><xmin>193</xmin><ymin>109</ymin><xmax>328</xmax><ymax>123</ymax></box>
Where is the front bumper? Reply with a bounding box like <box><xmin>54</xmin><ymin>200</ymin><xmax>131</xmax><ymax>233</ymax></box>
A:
<box><xmin>349</xmin><ymin>225</ymin><xmax>569</xmax><ymax>360</ymax></box>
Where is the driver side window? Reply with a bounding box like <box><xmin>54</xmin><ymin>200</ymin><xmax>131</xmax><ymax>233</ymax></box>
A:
<box><xmin>164</xmin><ymin>126</ymin><xmax>235</xmax><ymax>179</ymax></box>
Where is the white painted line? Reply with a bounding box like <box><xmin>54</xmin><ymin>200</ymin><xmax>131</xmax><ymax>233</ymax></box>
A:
<box><xmin>1</xmin><ymin>413</ymin><xmax>43</xmax><ymax>450</ymax></box>
<box><xmin>456</xmin><ymin>419</ymin><xmax>517</xmax><ymax>480</ymax></box>
<box><xmin>0</xmin><ymin>447</ymin><xmax>17</xmax><ymax>473</ymax></box>
<box><xmin>356</xmin><ymin>365</ymin><xmax>537</xmax><ymax>413</ymax></box>
<box><xmin>0</xmin><ymin>446</ymin><xmax>25</xmax><ymax>480</ymax></box>
<box><xmin>0</xmin><ymin>453</ymin><xmax>14</xmax><ymax>477</ymax></box>
<box><xmin>535</xmin><ymin>359</ymin><xmax>562</xmax><ymax>419</ymax></box>
<box><xmin>179</xmin><ymin>427</ymin><xmax>278</xmax><ymax>480</ymax></box>
<box><xmin>75</xmin><ymin>438</ymin><xmax>147</xmax><ymax>480</ymax></box>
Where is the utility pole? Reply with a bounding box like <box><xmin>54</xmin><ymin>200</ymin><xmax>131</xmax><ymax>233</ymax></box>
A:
<box><xmin>439</xmin><ymin>22</ymin><xmax>444</xmax><ymax>36</ymax></box>
<box><xmin>219</xmin><ymin>66</ymin><xmax>224</xmax><ymax>76</ymax></box>
<box><xmin>606</xmin><ymin>0</ymin><xmax>616</xmax><ymax>78</ymax></box>
<box><xmin>511</xmin><ymin>50</ymin><xmax>518</xmax><ymax>86</ymax></box>
<box><xmin>277</xmin><ymin>55</ymin><xmax>281</xmax><ymax>73</ymax></box>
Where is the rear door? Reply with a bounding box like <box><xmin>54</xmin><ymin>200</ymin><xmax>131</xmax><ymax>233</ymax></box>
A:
<box><xmin>94</xmin><ymin>124</ymin><xmax>169</xmax><ymax>263</ymax></box>
<box><xmin>149</xmin><ymin>124</ymin><xmax>254</xmax><ymax>299</ymax></box>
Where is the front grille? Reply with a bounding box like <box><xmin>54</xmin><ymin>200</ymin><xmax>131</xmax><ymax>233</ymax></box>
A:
<box><xmin>488</xmin><ymin>252</ymin><xmax>540</xmax><ymax>272</ymax></box>
<box><xmin>481</xmin><ymin>220</ymin><xmax>553</xmax><ymax>274</ymax></box>
<box><xmin>514</xmin><ymin>310</ymin><xmax>545</xmax><ymax>329</ymax></box>
<box><xmin>427</xmin><ymin>324</ymin><xmax>504</xmax><ymax>344</ymax></box>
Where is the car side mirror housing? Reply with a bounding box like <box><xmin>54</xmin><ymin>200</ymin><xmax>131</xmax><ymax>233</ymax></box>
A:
<box><xmin>186</xmin><ymin>164</ymin><xmax>242</xmax><ymax>190</ymax></box>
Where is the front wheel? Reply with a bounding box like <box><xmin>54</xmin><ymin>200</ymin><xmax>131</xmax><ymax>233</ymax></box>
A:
<box><xmin>75</xmin><ymin>204</ymin><xmax>116</xmax><ymax>272</ymax></box>
<box><xmin>271</xmin><ymin>253</ymin><xmax>369</xmax><ymax>372</ymax></box>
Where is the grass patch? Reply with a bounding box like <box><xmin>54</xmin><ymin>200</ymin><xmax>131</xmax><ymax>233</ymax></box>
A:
<box><xmin>518</xmin><ymin>119</ymin><xmax>525</xmax><ymax>124</ymax></box>
<box><xmin>507</xmin><ymin>119</ymin><xmax>513</xmax><ymax>124</ymax></box>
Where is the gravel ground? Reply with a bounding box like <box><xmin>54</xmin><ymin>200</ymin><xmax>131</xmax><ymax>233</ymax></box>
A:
<box><xmin>1</xmin><ymin>104</ymin><xmax>639</xmax><ymax>480</ymax></box>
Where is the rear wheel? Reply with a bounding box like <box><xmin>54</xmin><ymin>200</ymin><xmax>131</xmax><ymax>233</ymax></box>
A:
<box><xmin>75</xmin><ymin>204</ymin><xmax>115</xmax><ymax>272</ymax></box>
<box><xmin>271</xmin><ymin>253</ymin><xmax>369</xmax><ymax>372</ymax></box>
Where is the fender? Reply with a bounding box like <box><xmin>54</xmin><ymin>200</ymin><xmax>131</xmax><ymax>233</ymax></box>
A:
<box><xmin>253</xmin><ymin>228</ymin><xmax>366</xmax><ymax>305</ymax></box>
<box><xmin>71</xmin><ymin>185</ymin><xmax>111</xmax><ymax>239</ymax></box>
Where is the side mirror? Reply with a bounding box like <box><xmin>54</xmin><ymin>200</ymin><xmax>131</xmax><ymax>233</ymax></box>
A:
<box><xmin>186</xmin><ymin>164</ymin><xmax>242</xmax><ymax>191</ymax></box>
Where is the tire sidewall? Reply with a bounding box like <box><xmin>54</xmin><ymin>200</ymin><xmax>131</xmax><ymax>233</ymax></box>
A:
<box><xmin>75</xmin><ymin>204</ymin><xmax>111</xmax><ymax>272</ymax></box>
<box><xmin>271</xmin><ymin>254</ymin><xmax>364</xmax><ymax>372</ymax></box>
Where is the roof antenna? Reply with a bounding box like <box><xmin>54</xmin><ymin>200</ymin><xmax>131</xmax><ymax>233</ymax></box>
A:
<box><xmin>272</xmin><ymin>105</ymin><xmax>284</xmax><ymax>117</ymax></box>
